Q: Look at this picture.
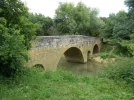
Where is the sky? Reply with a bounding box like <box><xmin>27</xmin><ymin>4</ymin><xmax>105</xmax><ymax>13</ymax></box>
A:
<box><xmin>21</xmin><ymin>0</ymin><xmax>128</xmax><ymax>18</ymax></box>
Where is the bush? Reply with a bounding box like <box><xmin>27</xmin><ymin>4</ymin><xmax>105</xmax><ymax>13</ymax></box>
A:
<box><xmin>0</xmin><ymin>24</ymin><xmax>28</xmax><ymax>77</ymax></box>
<box><xmin>98</xmin><ymin>57</ymin><xmax>134</xmax><ymax>85</ymax></box>
<box><xmin>119</xmin><ymin>40</ymin><xmax>134</xmax><ymax>56</ymax></box>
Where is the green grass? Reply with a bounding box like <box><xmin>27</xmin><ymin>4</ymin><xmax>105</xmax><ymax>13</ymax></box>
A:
<box><xmin>97</xmin><ymin>57</ymin><xmax>134</xmax><ymax>85</ymax></box>
<box><xmin>0</xmin><ymin>59</ymin><xmax>134</xmax><ymax>100</ymax></box>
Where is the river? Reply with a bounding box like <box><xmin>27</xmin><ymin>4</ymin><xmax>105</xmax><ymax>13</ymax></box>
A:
<box><xmin>57</xmin><ymin>56</ymin><xmax>100</xmax><ymax>75</ymax></box>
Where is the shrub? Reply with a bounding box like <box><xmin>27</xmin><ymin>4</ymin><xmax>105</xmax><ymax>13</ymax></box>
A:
<box><xmin>119</xmin><ymin>40</ymin><xmax>134</xmax><ymax>56</ymax></box>
<box><xmin>0</xmin><ymin>23</ymin><xmax>28</xmax><ymax>77</ymax></box>
<box><xmin>98</xmin><ymin>57</ymin><xmax>134</xmax><ymax>85</ymax></box>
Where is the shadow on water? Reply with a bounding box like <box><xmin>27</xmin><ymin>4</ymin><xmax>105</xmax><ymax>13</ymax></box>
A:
<box><xmin>57</xmin><ymin>55</ymin><xmax>100</xmax><ymax>75</ymax></box>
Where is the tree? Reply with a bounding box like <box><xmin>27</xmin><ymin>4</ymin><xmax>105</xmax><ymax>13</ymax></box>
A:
<box><xmin>102</xmin><ymin>10</ymin><xmax>134</xmax><ymax>56</ymax></box>
<box><xmin>55</xmin><ymin>2</ymin><xmax>78</xmax><ymax>35</ymax></box>
<box><xmin>103</xmin><ymin>11</ymin><xmax>131</xmax><ymax>40</ymax></box>
<box><xmin>102</xmin><ymin>13</ymin><xmax>116</xmax><ymax>39</ymax></box>
<box><xmin>54</xmin><ymin>2</ymin><xmax>104</xmax><ymax>36</ymax></box>
<box><xmin>29</xmin><ymin>13</ymin><xmax>53</xmax><ymax>36</ymax></box>
<box><xmin>125</xmin><ymin>0</ymin><xmax>134</xmax><ymax>33</ymax></box>
<box><xmin>19</xmin><ymin>16</ymin><xmax>36</xmax><ymax>48</ymax></box>
<box><xmin>112</xmin><ymin>11</ymin><xmax>131</xmax><ymax>40</ymax></box>
<box><xmin>74</xmin><ymin>2</ymin><xmax>91</xmax><ymax>35</ymax></box>
<box><xmin>0</xmin><ymin>0</ymin><xmax>28</xmax><ymax>27</ymax></box>
<box><xmin>89</xmin><ymin>8</ymin><xmax>105</xmax><ymax>36</ymax></box>
<box><xmin>0</xmin><ymin>18</ymin><xmax>28</xmax><ymax>76</ymax></box>
<box><xmin>0</xmin><ymin>0</ymin><xmax>36</xmax><ymax>49</ymax></box>
<box><xmin>125</xmin><ymin>0</ymin><xmax>134</xmax><ymax>10</ymax></box>
<box><xmin>0</xmin><ymin>0</ymin><xmax>35</xmax><ymax>76</ymax></box>
<box><xmin>124</xmin><ymin>0</ymin><xmax>134</xmax><ymax>56</ymax></box>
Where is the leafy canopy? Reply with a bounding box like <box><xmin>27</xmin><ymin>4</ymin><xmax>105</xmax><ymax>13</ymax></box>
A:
<box><xmin>0</xmin><ymin>0</ymin><xmax>36</xmax><ymax>76</ymax></box>
<box><xmin>54</xmin><ymin>2</ymin><xmax>104</xmax><ymax>36</ymax></box>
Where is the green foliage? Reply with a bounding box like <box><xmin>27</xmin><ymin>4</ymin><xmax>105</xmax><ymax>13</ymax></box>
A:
<box><xmin>102</xmin><ymin>1</ymin><xmax>134</xmax><ymax>57</ymax></box>
<box><xmin>119</xmin><ymin>40</ymin><xmax>134</xmax><ymax>56</ymax></box>
<box><xmin>55</xmin><ymin>2</ymin><xmax>79</xmax><ymax>35</ymax></box>
<box><xmin>54</xmin><ymin>2</ymin><xmax>104</xmax><ymax>36</ymax></box>
<box><xmin>0</xmin><ymin>0</ymin><xmax>27</xmax><ymax>26</ymax></box>
<box><xmin>98</xmin><ymin>44</ymin><xmax>116</xmax><ymax>59</ymax></box>
<box><xmin>125</xmin><ymin>0</ymin><xmax>134</xmax><ymax>37</ymax></box>
<box><xmin>0</xmin><ymin>0</ymin><xmax>36</xmax><ymax>49</ymax></box>
<box><xmin>0</xmin><ymin>0</ymin><xmax>35</xmax><ymax>76</ymax></box>
<box><xmin>112</xmin><ymin>11</ymin><xmax>130</xmax><ymax>40</ymax></box>
<box><xmin>100</xmin><ymin>44</ymin><xmax>114</xmax><ymax>52</ymax></box>
<box><xmin>98</xmin><ymin>53</ymin><xmax>115</xmax><ymax>59</ymax></box>
<box><xmin>29</xmin><ymin>13</ymin><xmax>53</xmax><ymax>36</ymax></box>
<box><xmin>128</xmin><ymin>43</ymin><xmax>134</xmax><ymax>56</ymax></box>
<box><xmin>19</xmin><ymin>16</ymin><xmax>36</xmax><ymax>49</ymax></box>
<box><xmin>74</xmin><ymin>2</ymin><xmax>91</xmax><ymax>35</ymax></box>
<box><xmin>125</xmin><ymin>0</ymin><xmax>134</xmax><ymax>9</ymax></box>
<box><xmin>103</xmin><ymin>11</ymin><xmax>130</xmax><ymax>40</ymax></box>
<box><xmin>102</xmin><ymin>10</ymin><xmax>134</xmax><ymax>56</ymax></box>
<box><xmin>0</xmin><ymin>20</ymin><xmax>28</xmax><ymax>76</ymax></box>
<box><xmin>89</xmin><ymin>8</ymin><xmax>105</xmax><ymax>36</ymax></box>
<box><xmin>98</xmin><ymin>57</ymin><xmax>134</xmax><ymax>85</ymax></box>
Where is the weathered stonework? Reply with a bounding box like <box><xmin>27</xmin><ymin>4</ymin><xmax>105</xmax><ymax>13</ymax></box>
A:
<box><xmin>27</xmin><ymin>35</ymin><xmax>102</xmax><ymax>70</ymax></box>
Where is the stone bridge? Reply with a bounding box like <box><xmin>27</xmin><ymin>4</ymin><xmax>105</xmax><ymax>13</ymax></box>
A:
<box><xmin>27</xmin><ymin>35</ymin><xmax>102</xmax><ymax>69</ymax></box>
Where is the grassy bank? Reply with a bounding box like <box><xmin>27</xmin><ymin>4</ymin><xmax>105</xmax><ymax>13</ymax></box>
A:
<box><xmin>0</xmin><ymin>57</ymin><xmax>134</xmax><ymax>100</ymax></box>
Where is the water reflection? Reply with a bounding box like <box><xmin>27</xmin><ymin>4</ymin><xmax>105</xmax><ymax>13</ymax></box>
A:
<box><xmin>57</xmin><ymin>56</ymin><xmax>100</xmax><ymax>75</ymax></box>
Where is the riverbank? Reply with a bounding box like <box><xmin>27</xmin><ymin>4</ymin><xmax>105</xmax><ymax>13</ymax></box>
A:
<box><xmin>0</xmin><ymin>57</ymin><xmax>134</xmax><ymax>100</ymax></box>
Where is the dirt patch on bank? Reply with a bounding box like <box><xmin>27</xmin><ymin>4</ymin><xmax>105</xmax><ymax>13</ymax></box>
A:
<box><xmin>93</xmin><ymin>56</ymin><xmax>116</xmax><ymax>64</ymax></box>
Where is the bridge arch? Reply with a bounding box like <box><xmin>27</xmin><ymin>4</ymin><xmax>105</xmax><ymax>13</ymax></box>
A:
<box><xmin>93</xmin><ymin>44</ymin><xmax>99</xmax><ymax>54</ymax></box>
<box><xmin>63</xmin><ymin>47</ymin><xmax>85</xmax><ymax>63</ymax></box>
<box><xmin>33</xmin><ymin>64</ymin><xmax>44</xmax><ymax>69</ymax></box>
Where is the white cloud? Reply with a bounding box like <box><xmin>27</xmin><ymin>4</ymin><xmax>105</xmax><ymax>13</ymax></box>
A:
<box><xmin>21</xmin><ymin>0</ymin><xmax>128</xmax><ymax>18</ymax></box>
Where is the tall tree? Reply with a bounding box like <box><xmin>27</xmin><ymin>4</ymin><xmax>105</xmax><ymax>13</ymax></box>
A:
<box><xmin>102</xmin><ymin>10</ymin><xmax>134</xmax><ymax>56</ymax></box>
<box><xmin>124</xmin><ymin>0</ymin><xmax>134</xmax><ymax>56</ymax></box>
<box><xmin>125</xmin><ymin>0</ymin><xmax>134</xmax><ymax>33</ymax></box>
<box><xmin>29</xmin><ymin>13</ymin><xmax>53</xmax><ymax>36</ymax></box>
<box><xmin>125</xmin><ymin>0</ymin><xmax>134</xmax><ymax>9</ymax></box>
<box><xmin>89</xmin><ymin>8</ymin><xmax>105</xmax><ymax>36</ymax></box>
<box><xmin>0</xmin><ymin>0</ymin><xmax>36</xmax><ymax>76</ymax></box>
<box><xmin>55</xmin><ymin>2</ymin><xmax>77</xmax><ymax>34</ymax></box>
<box><xmin>0</xmin><ymin>0</ymin><xmax>36</xmax><ymax>49</ymax></box>
<box><xmin>102</xmin><ymin>11</ymin><xmax>131</xmax><ymax>40</ymax></box>
<box><xmin>0</xmin><ymin>18</ymin><xmax>28</xmax><ymax>76</ymax></box>
<box><xmin>54</xmin><ymin>2</ymin><xmax>104</xmax><ymax>36</ymax></box>
<box><xmin>0</xmin><ymin>0</ymin><xmax>28</xmax><ymax>27</ymax></box>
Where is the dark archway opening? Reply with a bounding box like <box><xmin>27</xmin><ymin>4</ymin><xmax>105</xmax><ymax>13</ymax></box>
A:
<box><xmin>93</xmin><ymin>44</ymin><xmax>99</xmax><ymax>54</ymax></box>
<box><xmin>64</xmin><ymin>47</ymin><xmax>84</xmax><ymax>63</ymax></box>
<box><xmin>33</xmin><ymin>64</ymin><xmax>44</xmax><ymax>69</ymax></box>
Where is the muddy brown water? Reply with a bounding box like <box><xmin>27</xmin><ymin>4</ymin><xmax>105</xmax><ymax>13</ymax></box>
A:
<box><xmin>57</xmin><ymin>56</ymin><xmax>100</xmax><ymax>75</ymax></box>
